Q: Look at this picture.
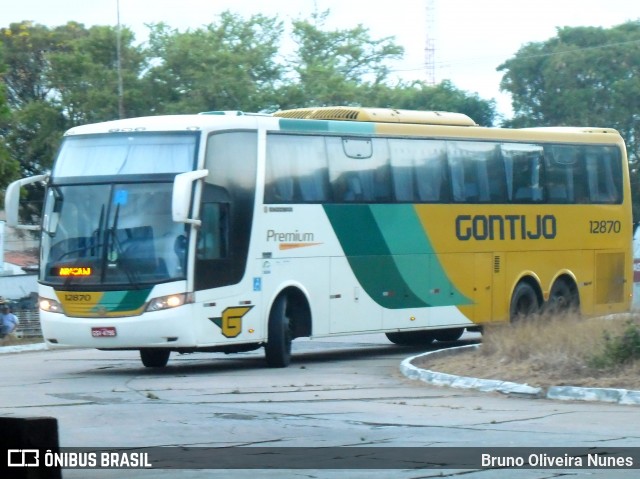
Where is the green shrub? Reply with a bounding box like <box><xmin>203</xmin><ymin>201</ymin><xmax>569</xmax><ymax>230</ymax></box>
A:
<box><xmin>589</xmin><ymin>320</ymin><xmax>640</xmax><ymax>369</ymax></box>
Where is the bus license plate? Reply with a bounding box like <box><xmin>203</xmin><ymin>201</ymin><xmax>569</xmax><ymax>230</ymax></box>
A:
<box><xmin>92</xmin><ymin>327</ymin><xmax>117</xmax><ymax>338</ymax></box>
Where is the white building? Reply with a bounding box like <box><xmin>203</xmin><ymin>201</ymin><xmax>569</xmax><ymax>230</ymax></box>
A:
<box><xmin>0</xmin><ymin>218</ymin><xmax>39</xmax><ymax>304</ymax></box>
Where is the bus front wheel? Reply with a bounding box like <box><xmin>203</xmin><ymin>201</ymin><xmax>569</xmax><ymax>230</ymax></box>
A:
<box><xmin>264</xmin><ymin>295</ymin><xmax>292</xmax><ymax>368</ymax></box>
<box><xmin>140</xmin><ymin>349</ymin><xmax>170</xmax><ymax>368</ymax></box>
<box><xmin>509</xmin><ymin>282</ymin><xmax>540</xmax><ymax>322</ymax></box>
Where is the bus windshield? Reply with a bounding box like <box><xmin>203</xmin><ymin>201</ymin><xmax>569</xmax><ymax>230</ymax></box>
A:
<box><xmin>53</xmin><ymin>132</ymin><xmax>198</xmax><ymax>177</ymax></box>
<box><xmin>41</xmin><ymin>182</ymin><xmax>188</xmax><ymax>287</ymax></box>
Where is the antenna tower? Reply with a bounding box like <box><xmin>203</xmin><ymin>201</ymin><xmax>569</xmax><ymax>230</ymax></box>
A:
<box><xmin>424</xmin><ymin>0</ymin><xmax>436</xmax><ymax>85</ymax></box>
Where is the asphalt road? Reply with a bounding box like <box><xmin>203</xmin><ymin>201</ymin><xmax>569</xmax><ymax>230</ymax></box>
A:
<box><xmin>1</xmin><ymin>332</ymin><xmax>639</xmax><ymax>478</ymax></box>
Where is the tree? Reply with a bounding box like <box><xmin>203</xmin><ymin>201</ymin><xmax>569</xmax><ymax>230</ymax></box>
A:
<box><xmin>500</xmin><ymin>23</ymin><xmax>640</xmax><ymax>137</ymax></box>
<box><xmin>0</xmin><ymin>10</ymin><xmax>499</xmax><ymax>191</ymax></box>
<box><xmin>0</xmin><ymin>22</ymin><xmax>78</xmax><ymax>220</ymax></box>
<box><xmin>279</xmin><ymin>10</ymin><xmax>404</xmax><ymax>109</ymax></box>
<box><xmin>368</xmin><ymin>80</ymin><xmax>497</xmax><ymax>127</ymax></box>
<box><xmin>144</xmin><ymin>12</ymin><xmax>284</xmax><ymax>114</ymax></box>
<box><xmin>0</xmin><ymin>21</ymin><xmax>71</xmax><ymax>108</ymax></box>
<box><xmin>47</xmin><ymin>24</ymin><xmax>148</xmax><ymax>124</ymax></box>
<box><xmin>3</xmin><ymin>100</ymin><xmax>66</xmax><ymax>221</ymax></box>
<box><xmin>0</xmin><ymin>20</ymin><xmax>149</xmax><ymax>219</ymax></box>
<box><xmin>0</xmin><ymin>43</ymin><xmax>19</xmax><ymax>207</ymax></box>
<box><xmin>1</xmin><ymin>21</ymin><xmax>149</xmax><ymax>125</ymax></box>
<box><xmin>498</xmin><ymin>22</ymin><xmax>640</xmax><ymax>220</ymax></box>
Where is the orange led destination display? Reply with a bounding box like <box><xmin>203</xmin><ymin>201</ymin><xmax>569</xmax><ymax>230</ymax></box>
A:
<box><xmin>59</xmin><ymin>267</ymin><xmax>92</xmax><ymax>277</ymax></box>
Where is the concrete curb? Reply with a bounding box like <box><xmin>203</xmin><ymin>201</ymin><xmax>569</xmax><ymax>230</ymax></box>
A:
<box><xmin>0</xmin><ymin>342</ymin><xmax>48</xmax><ymax>354</ymax></box>
<box><xmin>400</xmin><ymin>344</ymin><xmax>640</xmax><ymax>405</ymax></box>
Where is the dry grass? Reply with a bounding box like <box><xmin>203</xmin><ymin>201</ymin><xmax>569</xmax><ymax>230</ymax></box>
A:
<box><xmin>417</xmin><ymin>313</ymin><xmax>640</xmax><ymax>390</ymax></box>
<box><xmin>0</xmin><ymin>335</ymin><xmax>44</xmax><ymax>347</ymax></box>
<box><xmin>482</xmin><ymin>313</ymin><xmax>636</xmax><ymax>373</ymax></box>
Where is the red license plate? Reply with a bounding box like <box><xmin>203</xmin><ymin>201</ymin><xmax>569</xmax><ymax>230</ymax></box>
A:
<box><xmin>92</xmin><ymin>327</ymin><xmax>117</xmax><ymax>338</ymax></box>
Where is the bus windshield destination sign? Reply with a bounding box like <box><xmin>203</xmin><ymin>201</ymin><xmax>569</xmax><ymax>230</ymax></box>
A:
<box><xmin>58</xmin><ymin>267</ymin><xmax>92</xmax><ymax>277</ymax></box>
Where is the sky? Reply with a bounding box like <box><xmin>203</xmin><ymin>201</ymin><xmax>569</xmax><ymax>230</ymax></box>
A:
<box><xmin>2</xmin><ymin>0</ymin><xmax>639</xmax><ymax>119</ymax></box>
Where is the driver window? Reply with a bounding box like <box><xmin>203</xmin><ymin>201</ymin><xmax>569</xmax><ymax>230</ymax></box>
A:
<box><xmin>197</xmin><ymin>202</ymin><xmax>229</xmax><ymax>260</ymax></box>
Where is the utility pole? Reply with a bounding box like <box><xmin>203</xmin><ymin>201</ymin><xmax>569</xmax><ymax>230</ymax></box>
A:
<box><xmin>116</xmin><ymin>0</ymin><xmax>125</xmax><ymax>119</ymax></box>
<box><xmin>424</xmin><ymin>0</ymin><xmax>436</xmax><ymax>85</ymax></box>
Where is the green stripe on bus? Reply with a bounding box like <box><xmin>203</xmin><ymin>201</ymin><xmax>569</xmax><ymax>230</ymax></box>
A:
<box><xmin>369</xmin><ymin>204</ymin><xmax>471</xmax><ymax>307</ymax></box>
<box><xmin>278</xmin><ymin>118</ymin><xmax>375</xmax><ymax>135</ymax></box>
<box><xmin>323</xmin><ymin>204</ymin><xmax>471</xmax><ymax>309</ymax></box>
<box><xmin>95</xmin><ymin>289</ymin><xmax>152</xmax><ymax>312</ymax></box>
<box><xmin>323</xmin><ymin>204</ymin><xmax>426</xmax><ymax>309</ymax></box>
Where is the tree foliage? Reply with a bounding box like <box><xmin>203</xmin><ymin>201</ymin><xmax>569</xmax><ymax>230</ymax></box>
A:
<box><xmin>0</xmin><ymin>43</ymin><xmax>19</xmax><ymax>206</ymax></box>
<box><xmin>368</xmin><ymin>80</ymin><xmax>496</xmax><ymax>127</ymax></box>
<box><xmin>279</xmin><ymin>10</ymin><xmax>404</xmax><ymax>109</ymax></box>
<box><xmin>0</xmin><ymin>11</ymin><xmax>496</xmax><ymax>191</ymax></box>
<box><xmin>144</xmin><ymin>12</ymin><xmax>284</xmax><ymax>113</ymax></box>
<box><xmin>47</xmin><ymin>23</ymin><xmax>148</xmax><ymax>123</ymax></box>
<box><xmin>1</xmin><ymin>22</ymin><xmax>54</xmax><ymax>108</ymax></box>
<box><xmin>498</xmin><ymin>21</ymin><xmax>640</xmax><ymax>221</ymax></box>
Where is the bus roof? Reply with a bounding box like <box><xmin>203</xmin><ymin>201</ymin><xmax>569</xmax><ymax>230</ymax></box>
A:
<box><xmin>62</xmin><ymin>108</ymin><xmax>623</xmax><ymax>146</ymax></box>
<box><xmin>273</xmin><ymin>106</ymin><xmax>478</xmax><ymax>127</ymax></box>
<box><xmin>522</xmin><ymin>126</ymin><xmax>621</xmax><ymax>135</ymax></box>
<box><xmin>62</xmin><ymin>113</ymin><xmax>273</xmax><ymax>136</ymax></box>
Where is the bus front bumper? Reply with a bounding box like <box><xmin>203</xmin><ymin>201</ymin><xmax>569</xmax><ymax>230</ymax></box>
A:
<box><xmin>40</xmin><ymin>307</ymin><xmax>198</xmax><ymax>349</ymax></box>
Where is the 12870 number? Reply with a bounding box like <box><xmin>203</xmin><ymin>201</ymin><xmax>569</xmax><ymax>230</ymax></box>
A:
<box><xmin>589</xmin><ymin>220</ymin><xmax>621</xmax><ymax>234</ymax></box>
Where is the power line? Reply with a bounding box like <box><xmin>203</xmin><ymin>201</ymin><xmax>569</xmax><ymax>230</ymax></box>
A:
<box><xmin>499</xmin><ymin>37</ymin><xmax>640</xmax><ymax>62</ymax></box>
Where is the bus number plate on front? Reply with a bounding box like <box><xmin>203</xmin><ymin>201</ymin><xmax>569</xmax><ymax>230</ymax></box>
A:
<box><xmin>92</xmin><ymin>327</ymin><xmax>117</xmax><ymax>338</ymax></box>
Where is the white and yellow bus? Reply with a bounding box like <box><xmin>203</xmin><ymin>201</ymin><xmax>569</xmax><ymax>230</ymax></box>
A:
<box><xmin>4</xmin><ymin>107</ymin><xmax>632</xmax><ymax>367</ymax></box>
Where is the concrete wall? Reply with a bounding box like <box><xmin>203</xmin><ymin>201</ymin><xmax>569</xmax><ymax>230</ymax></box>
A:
<box><xmin>0</xmin><ymin>273</ymin><xmax>38</xmax><ymax>302</ymax></box>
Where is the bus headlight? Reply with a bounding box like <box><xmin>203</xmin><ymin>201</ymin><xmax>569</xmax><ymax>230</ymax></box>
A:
<box><xmin>146</xmin><ymin>293</ymin><xmax>193</xmax><ymax>312</ymax></box>
<box><xmin>40</xmin><ymin>297</ymin><xmax>64</xmax><ymax>314</ymax></box>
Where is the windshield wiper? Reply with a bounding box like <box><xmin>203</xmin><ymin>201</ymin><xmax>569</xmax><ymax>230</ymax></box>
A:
<box><xmin>92</xmin><ymin>204</ymin><xmax>105</xmax><ymax>257</ymax></box>
<box><xmin>106</xmin><ymin>203</ymin><xmax>144</xmax><ymax>289</ymax></box>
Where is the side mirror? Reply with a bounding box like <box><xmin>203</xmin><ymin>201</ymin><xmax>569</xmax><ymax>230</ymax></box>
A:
<box><xmin>172</xmin><ymin>170</ymin><xmax>208</xmax><ymax>225</ymax></box>
<box><xmin>4</xmin><ymin>174</ymin><xmax>49</xmax><ymax>230</ymax></box>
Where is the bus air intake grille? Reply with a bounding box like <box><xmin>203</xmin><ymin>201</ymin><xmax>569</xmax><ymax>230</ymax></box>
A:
<box><xmin>274</xmin><ymin>106</ymin><xmax>477</xmax><ymax>126</ymax></box>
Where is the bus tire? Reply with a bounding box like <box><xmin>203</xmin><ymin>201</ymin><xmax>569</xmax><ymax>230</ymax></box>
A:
<box><xmin>509</xmin><ymin>282</ymin><xmax>540</xmax><ymax>322</ymax></box>
<box><xmin>546</xmin><ymin>279</ymin><xmax>579</xmax><ymax>317</ymax></box>
<box><xmin>264</xmin><ymin>295</ymin><xmax>292</xmax><ymax>368</ymax></box>
<box><xmin>432</xmin><ymin>328</ymin><xmax>464</xmax><ymax>342</ymax></box>
<box><xmin>140</xmin><ymin>349</ymin><xmax>170</xmax><ymax>368</ymax></box>
<box><xmin>385</xmin><ymin>331</ymin><xmax>435</xmax><ymax>346</ymax></box>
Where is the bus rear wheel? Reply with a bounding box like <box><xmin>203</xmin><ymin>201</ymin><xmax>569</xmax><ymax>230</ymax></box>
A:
<box><xmin>546</xmin><ymin>279</ymin><xmax>579</xmax><ymax>317</ymax></box>
<box><xmin>264</xmin><ymin>295</ymin><xmax>292</xmax><ymax>368</ymax></box>
<box><xmin>385</xmin><ymin>331</ymin><xmax>435</xmax><ymax>346</ymax></box>
<box><xmin>509</xmin><ymin>282</ymin><xmax>540</xmax><ymax>322</ymax></box>
<box><xmin>140</xmin><ymin>349</ymin><xmax>170</xmax><ymax>368</ymax></box>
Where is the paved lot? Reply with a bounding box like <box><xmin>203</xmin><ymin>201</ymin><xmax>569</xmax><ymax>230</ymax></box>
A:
<box><xmin>1</xmin><ymin>333</ymin><xmax>639</xmax><ymax>478</ymax></box>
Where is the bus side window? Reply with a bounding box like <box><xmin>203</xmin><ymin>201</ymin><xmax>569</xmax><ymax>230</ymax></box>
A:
<box><xmin>328</xmin><ymin>137</ymin><xmax>390</xmax><ymax>203</ymax></box>
<box><xmin>389</xmin><ymin>138</ymin><xmax>448</xmax><ymax>203</ymax></box>
<box><xmin>502</xmin><ymin>144</ymin><xmax>544</xmax><ymax>203</ymax></box>
<box><xmin>265</xmin><ymin>134</ymin><xmax>330</xmax><ymax>203</ymax></box>
<box><xmin>197</xmin><ymin>183</ymin><xmax>230</xmax><ymax>261</ymax></box>
<box><xmin>585</xmin><ymin>147</ymin><xmax>621</xmax><ymax>204</ymax></box>
<box><xmin>448</xmin><ymin>141</ymin><xmax>500</xmax><ymax>203</ymax></box>
<box><xmin>198</xmin><ymin>202</ymin><xmax>229</xmax><ymax>260</ymax></box>
<box><xmin>545</xmin><ymin>145</ymin><xmax>588</xmax><ymax>203</ymax></box>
